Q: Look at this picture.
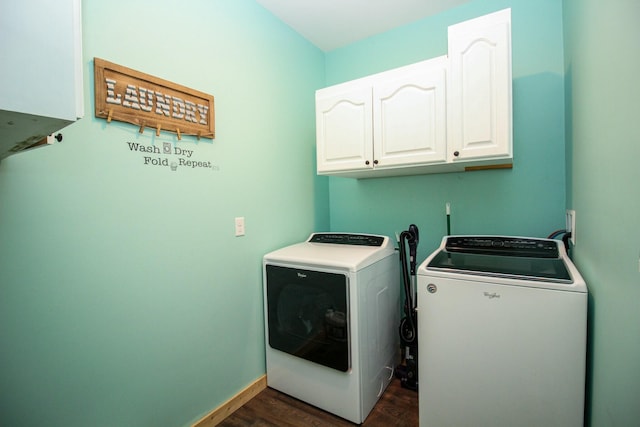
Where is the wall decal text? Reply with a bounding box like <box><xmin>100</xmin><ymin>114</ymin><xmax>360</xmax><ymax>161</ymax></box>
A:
<box><xmin>126</xmin><ymin>141</ymin><xmax>220</xmax><ymax>172</ymax></box>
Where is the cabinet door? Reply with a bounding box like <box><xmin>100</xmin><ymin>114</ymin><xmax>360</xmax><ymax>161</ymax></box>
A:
<box><xmin>316</xmin><ymin>84</ymin><xmax>373</xmax><ymax>173</ymax></box>
<box><xmin>373</xmin><ymin>58</ymin><xmax>447</xmax><ymax>168</ymax></box>
<box><xmin>448</xmin><ymin>9</ymin><xmax>512</xmax><ymax>162</ymax></box>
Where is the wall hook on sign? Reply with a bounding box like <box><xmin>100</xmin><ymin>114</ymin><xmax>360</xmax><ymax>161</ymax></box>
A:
<box><xmin>139</xmin><ymin>120</ymin><xmax>146</xmax><ymax>134</ymax></box>
<box><xmin>176</xmin><ymin>128</ymin><xmax>182</xmax><ymax>141</ymax></box>
<box><xmin>156</xmin><ymin>123</ymin><xmax>161</xmax><ymax>137</ymax></box>
<box><xmin>107</xmin><ymin>109</ymin><xmax>113</xmax><ymax>123</ymax></box>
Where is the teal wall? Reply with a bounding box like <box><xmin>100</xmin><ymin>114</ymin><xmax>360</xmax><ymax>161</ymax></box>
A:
<box><xmin>0</xmin><ymin>1</ymin><xmax>324</xmax><ymax>426</ymax></box>
<box><xmin>2</xmin><ymin>0</ymin><xmax>638</xmax><ymax>426</ymax></box>
<box><xmin>563</xmin><ymin>0</ymin><xmax>640</xmax><ymax>425</ymax></box>
<box><xmin>324</xmin><ymin>0</ymin><xmax>568</xmax><ymax>261</ymax></box>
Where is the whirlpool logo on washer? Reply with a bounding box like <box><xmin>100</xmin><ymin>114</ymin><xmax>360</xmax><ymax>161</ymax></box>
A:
<box><xmin>297</xmin><ymin>272</ymin><xmax>307</xmax><ymax>279</ymax></box>
<box><xmin>483</xmin><ymin>291</ymin><xmax>501</xmax><ymax>299</ymax></box>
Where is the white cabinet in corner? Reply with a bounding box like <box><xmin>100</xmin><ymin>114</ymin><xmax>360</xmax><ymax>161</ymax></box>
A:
<box><xmin>316</xmin><ymin>57</ymin><xmax>448</xmax><ymax>178</ymax></box>
<box><xmin>447</xmin><ymin>8</ymin><xmax>512</xmax><ymax>165</ymax></box>
<box><xmin>0</xmin><ymin>0</ymin><xmax>84</xmax><ymax>160</ymax></box>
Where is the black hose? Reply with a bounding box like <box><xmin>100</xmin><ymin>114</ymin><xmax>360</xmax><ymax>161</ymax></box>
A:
<box><xmin>547</xmin><ymin>229</ymin><xmax>567</xmax><ymax>239</ymax></box>
<box><xmin>399</xmin><ymin>230</ymin><xmax>417</xmax><ymax>344</ymax></box>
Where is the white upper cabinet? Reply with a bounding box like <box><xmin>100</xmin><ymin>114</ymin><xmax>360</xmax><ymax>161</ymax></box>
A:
<box><xmin>0</xmin><ymin>0</ymin><xmax>84</xmax><ymax>160</ymax></box>
<box><xmin>316</xmin><ymin>9</ymin><xmax>512</xmax><ymax>178</ymax></box>
<box><xmin>447</xmin><ymin>8</ymin><xmax>512</xmax><ymax>163</ymax></box>
<box><xmin>316</xmin><ymin>57</ymin><xmax>448</xmax><ymax>178</ymax></box>
<box><xmin>373</xmin><ymin>58</ymin><xmax>447</xmax><ymax>169</ymax></box>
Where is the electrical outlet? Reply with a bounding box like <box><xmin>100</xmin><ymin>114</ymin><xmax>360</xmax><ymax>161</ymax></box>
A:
<box><xmin>235</xmin><ymin>217</ymin><xmax>245</xmax><ymax>236</ymax></box>
<box><xmin>566</xmin><ymin>210</ymin><xmax>576</xmax><ymax>245</ymax></box>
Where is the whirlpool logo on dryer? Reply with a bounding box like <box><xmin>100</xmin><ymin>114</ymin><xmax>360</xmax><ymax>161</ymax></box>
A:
<box><xmin>297</xmin><ymin>272</ymin><xmax>307</xmax><ymax>279</ymax></box>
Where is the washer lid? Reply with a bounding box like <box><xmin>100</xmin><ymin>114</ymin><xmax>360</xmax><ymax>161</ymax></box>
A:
<box><xmin>427</xmin><ymin>236</ymin><xmax>573</xmax><ymax>284</ymax></box>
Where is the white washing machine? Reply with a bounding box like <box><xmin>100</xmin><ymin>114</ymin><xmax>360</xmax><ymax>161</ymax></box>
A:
<box><xmin>263</xmin><ymin>233</ymin><xmax>399</xmax><ymax>424</ymax></box>
<box><xmin>417</xmin><ymin>236</ymin><xmax>588</xmax><ymax>427</ymax></box>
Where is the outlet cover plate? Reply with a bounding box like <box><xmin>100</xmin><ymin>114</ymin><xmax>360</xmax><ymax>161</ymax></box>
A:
<box><xmin>566</xmin><ymin>210</ymin><xmax>576</xmax><ymax>244</ymax></box>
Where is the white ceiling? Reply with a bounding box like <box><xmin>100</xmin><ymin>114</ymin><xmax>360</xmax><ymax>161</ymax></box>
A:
<box><xmin>255</xmin><ymin>0</ymin><xmax>470</xmax><ymax>52</ymax></box>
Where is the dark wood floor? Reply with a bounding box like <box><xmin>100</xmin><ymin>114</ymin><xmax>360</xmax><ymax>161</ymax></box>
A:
<box><xmin>218</xmin><ymin>378</ymin><xmax>418</xmax><ymax>426</ymax></box>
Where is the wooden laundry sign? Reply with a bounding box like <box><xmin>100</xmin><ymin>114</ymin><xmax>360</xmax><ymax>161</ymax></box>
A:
<box><xmin>94</xmin><ymin>58</ymin><xmax>214</xmax><ymax>139</ymax></box>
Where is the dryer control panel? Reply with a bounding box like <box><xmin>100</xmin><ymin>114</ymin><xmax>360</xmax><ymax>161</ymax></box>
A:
<box><xmin>308</xmin><ymin>233</ymin><xmax>385</xmax><ymax>247</ymax></box>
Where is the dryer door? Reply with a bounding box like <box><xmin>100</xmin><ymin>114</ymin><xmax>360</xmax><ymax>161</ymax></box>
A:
<box><xmin>265</xmin><ymin>264</ymin><xmax>350</xmax><ymax>372</ymax></box>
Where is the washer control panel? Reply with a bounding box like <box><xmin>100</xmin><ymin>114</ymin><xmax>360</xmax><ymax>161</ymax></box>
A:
<box><xmin>445</xmin><ymin>236</ymin><xmax>559</xmax><ymax>258</ymax></box>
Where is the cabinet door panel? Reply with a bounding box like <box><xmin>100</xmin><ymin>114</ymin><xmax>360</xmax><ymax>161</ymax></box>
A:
<box><xmin>373</xmin><ymin>61</ymin><xmax>447</xmax><ymax>168</ymax></box>
<box><xmin>448</xmin><ymin>9</ymin><xmax>511</xmax><ymax>162</ymax></box>
<box><xmin>316</xmin><ymin>86</ymin><xmax>373</xmax><ymax>173</ymax></box>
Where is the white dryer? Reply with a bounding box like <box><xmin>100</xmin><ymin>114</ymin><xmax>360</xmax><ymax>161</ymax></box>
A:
<box><xmin>263</xmin><ymin>233</ymin><xmax>399</xmax><ymax>424</ymax></box>
<box><xmin>417</xmin><ymin>236</ymin><xmax>588</xmax><ymax>427</ymax></box>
